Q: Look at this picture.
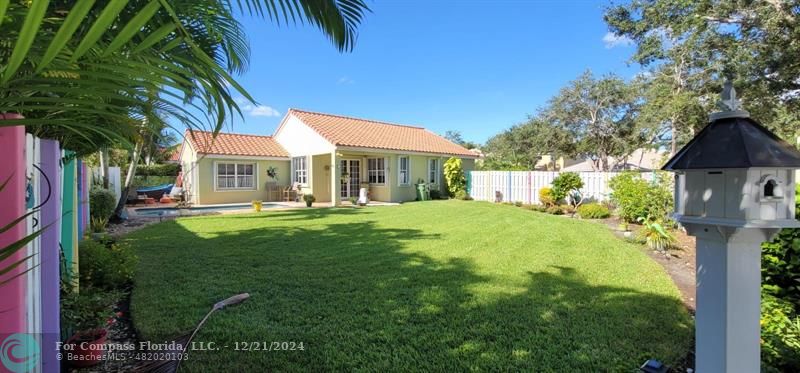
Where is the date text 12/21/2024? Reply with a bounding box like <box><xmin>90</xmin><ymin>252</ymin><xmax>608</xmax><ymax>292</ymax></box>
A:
<box><xmin>195</xmin><ymin>341</ymin><xmax>306</xmax><ymax>351</ymax></box>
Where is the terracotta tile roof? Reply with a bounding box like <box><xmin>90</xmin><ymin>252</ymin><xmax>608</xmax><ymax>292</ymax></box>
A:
<box><xmin>287</xmin><ymin>109</ymin><xmax>477</xmax><ymax>157</ymax></box>
<box><xmin>167</xmin><ymin>148</ymin><xmax>181</xmax><ymax>162</ymax></box>
<box><xmin>184</xmin><ymin>130</ymin><xmax>289</xmax><ymax>158</ymax></box>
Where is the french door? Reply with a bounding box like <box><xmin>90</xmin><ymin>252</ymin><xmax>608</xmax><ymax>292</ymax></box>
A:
<box><xmin>340</xmin><ymin>159</ymin><xmax>361</xmax><ymax>198</ymax></box>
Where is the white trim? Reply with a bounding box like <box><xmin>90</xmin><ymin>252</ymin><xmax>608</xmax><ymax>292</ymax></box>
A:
<box><xmin>397</xmin><ymin>155</ymin><xmax>410</xmax><ymax>186</ymax></box>
<box><xmin>213</xmin><ymin>161</ymin><xmax>258</xmax><ymax>191</ymax></box>
<box><xmin>291</xmin><ymin>155</ymin><xmax>309</xmax><ymax>186</ymax></box>
<box><xmin>336</xmin><ymin>145</ymin><xmax>478</xmax><ymax>159</ymax></box>
<box><xmin>201</xmin><ymin>153</ymin><xmax>289</xmax><ymax>161</ymax></box>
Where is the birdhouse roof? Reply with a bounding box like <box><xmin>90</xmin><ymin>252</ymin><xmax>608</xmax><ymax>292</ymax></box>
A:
<box><xmin>663</xmin><ymin>116</ymin><xmax>800</xmax><ymax>170</ymax></box>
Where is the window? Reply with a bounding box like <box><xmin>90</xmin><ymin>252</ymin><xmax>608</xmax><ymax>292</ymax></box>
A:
<box><xmin>428</xmin><ymin>159</ymin><xmax>439</xmax><ymax>184</ymax></box>
<box><xmin>367</xmin><ymin>158</ymin><xmax>386</xmax><ymax>184</ymax></box>
<box><xmin>398</xmin><ymin>156</ymin><xmax>410</xmax><ymax>186</ymax></box>
<box><xmin>216</xmin><ymin>162</ymin><xmax>254</xmax><ymax>190</ymax></box>
<box><xmin>292</xmin><ymin>156</ymin><xmax>307</xmax><ymax>185</ymax></box>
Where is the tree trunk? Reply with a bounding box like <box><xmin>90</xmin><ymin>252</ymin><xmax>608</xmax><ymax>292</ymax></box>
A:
<box><xmin>98</xmin><ymin>148</ymin><xmax>109</xmax><ymax>189</ymax></box>
<box><xmin>112</xmin><ymin>142</ymin><xmax>142</xmax><ymax>220</ymax></box>
<box><xmin>670</xmin><ymin>118</ymin><xmax>678</xmax><ymax>156</ymax></box>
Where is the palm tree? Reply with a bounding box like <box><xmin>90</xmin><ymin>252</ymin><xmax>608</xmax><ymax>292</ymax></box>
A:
<box><xmin>0</xmin><ymin>0</ymin><xmax>369</xmax><ymax>144</ymax></box>
<box><xmin>0</xmin><ymin>0</ymin><xmax>370</xmax><ymax>282</ymax></box>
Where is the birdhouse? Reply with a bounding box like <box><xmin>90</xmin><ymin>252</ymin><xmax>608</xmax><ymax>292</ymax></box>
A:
<box><xmin>662</xmin><ymin>81</ymin><xmax>800</xmax><ymax>373</ymax></box>
<box><xmin>663</xmin><ymin>82</ymin><xmax>800</xmax><ymax>228</ymax></box>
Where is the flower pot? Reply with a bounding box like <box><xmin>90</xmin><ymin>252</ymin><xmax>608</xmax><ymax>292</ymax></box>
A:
<box><xmin>252</xmin><ymin>201</ymin><xmax>263</xmax><ymax>212</ymax></box>
<box><xmin>64</xmin><ymin>328</ymin><xmax>108</xmax><ymax>367</ymax></box>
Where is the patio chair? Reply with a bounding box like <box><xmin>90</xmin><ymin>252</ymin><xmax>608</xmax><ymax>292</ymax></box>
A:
<box><xmin>283</xmin><ymin>184</ymin><xmax>297</xmax><ymax>202</ymax></box>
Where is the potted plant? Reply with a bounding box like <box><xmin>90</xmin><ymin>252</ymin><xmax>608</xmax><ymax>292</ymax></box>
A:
<box><xmin>340</xmin><ymin>172</ymin><xmax>350</xmax><ymax>182</ymax></box>
<box><xmin>61</xmin><ymin>288</ymin><xmax>119</xmax><ymax>367</ymax></box>
<box><xmin>303</xmin><ymin>194</ymin><xmax>316</xmax><ymax>207</ymax></box>
<box><xmin>252</xmin><ymin>200</ymin><xmax>263</xmax><ymax>212</ymax></box>
<box><xmin>349</xmin><ymin>197</ymin><xmax>358</xmax><ymax>206</ymax></box>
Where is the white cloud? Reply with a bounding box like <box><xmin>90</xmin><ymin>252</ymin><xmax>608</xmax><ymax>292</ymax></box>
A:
<box><xmin>249</xmin><ymin>105</ymin><xmax>281</xmax><ymax>117</ymax></box>
<box><xmin>233</xmin><ymin>96</ymin><xmax>280</xmax><ymax>117</ymax></box>
<box><xmin>337</xmin><ymin>76</ymin><xmax>354</xmax><ymax>85</ymax></box>
<box><xmin>602</xmin><ymin>32</ymin><xmax>633</xmax><ymax>49</ymax></box>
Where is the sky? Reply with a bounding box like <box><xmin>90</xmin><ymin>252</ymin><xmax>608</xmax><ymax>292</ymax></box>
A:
<box><xmin>217</xmin><ymin>0</ymin><xmax>640</xmax><ymax>144</ymax></box>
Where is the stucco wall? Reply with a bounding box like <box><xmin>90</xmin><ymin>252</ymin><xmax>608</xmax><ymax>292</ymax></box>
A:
<box><xmin>274</xmin><ymin>115</ymin><xmax>335</xmax><ymax>155</ymax></box>
<box><xmin>196</xmin><ymin>157</ymin><xmax>290</xmax><ymax>205</ymax></box>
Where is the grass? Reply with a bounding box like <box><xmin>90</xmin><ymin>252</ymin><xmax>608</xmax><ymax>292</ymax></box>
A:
<box><xmin>126</xmin><ymin>200</ymin><xmax>692</xmax><ymax>371</ymax></box>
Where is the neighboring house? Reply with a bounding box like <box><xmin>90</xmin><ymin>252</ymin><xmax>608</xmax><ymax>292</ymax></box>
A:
<box><xmin>560</xmin><ymin>148</ymin><xmax>666</xmax><ymax>172</ymax></box>
<box><xmin>178</xmin><ymin>109</ymin><xmax>478</xmax><ymax>205</ymax></box>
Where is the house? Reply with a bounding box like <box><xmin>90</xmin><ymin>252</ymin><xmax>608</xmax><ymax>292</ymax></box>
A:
<box><xmin>560</xmin><ymin>148</ymin><xmax>667</xmax><ymax>172</ymax></box>
<box><xmin>178</xmin><ymin>109</ymin><xmax>478</xmax><ymax>205</ymax></box>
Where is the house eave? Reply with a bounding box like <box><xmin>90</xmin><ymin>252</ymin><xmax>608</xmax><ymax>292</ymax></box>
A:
<box><xmin>198</xmin><ymin>153</ymin><xmax>290</xmax><ymax>161</ymax></box>
<box><xmin>335</xmin><ymin>145</ymin><xmax>479</xmax><ymax>159</ymax></box>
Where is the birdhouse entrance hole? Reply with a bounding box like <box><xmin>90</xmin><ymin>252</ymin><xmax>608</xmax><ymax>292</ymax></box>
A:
<box><xmin>764</xmin><ymin>179</ymin><xmax>777</xmax><ymax>198</ymax></box>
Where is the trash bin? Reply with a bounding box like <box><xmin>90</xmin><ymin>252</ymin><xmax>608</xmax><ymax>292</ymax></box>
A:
<box><xmin>415</xmin><ymin>183</ymin><xmax>429</xmax><ymax>201</ymax></box>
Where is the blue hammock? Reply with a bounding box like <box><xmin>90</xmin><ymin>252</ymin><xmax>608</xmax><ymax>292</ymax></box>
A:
<box><xmin>136</xmin><ymin>183</ymin><xmax>173</xmax><ymax>197</ymax></box>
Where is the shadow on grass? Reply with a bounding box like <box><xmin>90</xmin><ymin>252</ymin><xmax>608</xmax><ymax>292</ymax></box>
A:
<box><xmin>218</xmin><ymin>207</ymin><xmax>373</xmax><ymax>221</ymax></box>
<box><xmin>128</xmin><ymin>213</ymin><xmax>692</xmax><ymax>372</ymax></box>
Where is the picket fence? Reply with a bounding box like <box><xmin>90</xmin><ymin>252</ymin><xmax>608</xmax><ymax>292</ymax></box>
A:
<box><xmin>467</xmin><ymin>170</ymin><xmax>656</xmax><ymax>204</ymax></box>
<box><xmin>0</xmin><ymin>127</ymin><xmax>91</xmax><ymax>373</ymax></box>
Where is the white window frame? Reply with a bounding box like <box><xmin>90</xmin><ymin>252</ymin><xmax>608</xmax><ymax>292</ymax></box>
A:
<box><xmin>292</xmin><ymin>156</ymin><xmax>308</xmax><ymax>185</ymax></box>
<box><xmin>398</xmin><ymin>156</ymin><xmax>410</xmax><ymax>186</ymax></box>
<box><xmin>214</xmin><ymin>161</ymin><xmax>257</xmax><ymax>191</ymax></box>
<box><xmin>367</xmin><ymin>157</ymin><xmax>386</xmax><ymax>185</ymax></box>
<box><xmin>428</xmin><ymin>158</ymin><xmax>440</xmax><ymax>186</ymax></box>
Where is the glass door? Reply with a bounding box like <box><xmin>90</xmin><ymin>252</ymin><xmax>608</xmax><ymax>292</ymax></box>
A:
<box><xmin>340</xmin><ymin>159</ymin><xmax>361</xmax><ymax>198</ymax></box>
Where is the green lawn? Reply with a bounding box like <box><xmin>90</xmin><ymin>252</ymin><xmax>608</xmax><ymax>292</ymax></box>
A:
<box><xmin>127</xmin><ymin>200</ymin><xmax>692</xmax><ymax>371</ymax></box>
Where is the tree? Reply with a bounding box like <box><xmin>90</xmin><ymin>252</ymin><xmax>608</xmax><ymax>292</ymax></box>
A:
<box><xmin>444</xmin><ymin>130</ymin><xmax>479</xmax><ymax>150</ymax></box>
<box><xmin>1</xmin><ymin>0</ymin><xmax>371</xmax><ymax>152</ymax></box>
<box><xmin>542</xmin><ymin>70</ymin><xmax>649</xmax><ymax>171</ymax></box>
<box><xmin>443</xmin><ymin>157</ymin><xmax>466</xmax><ymax>195</ymax></box>
<box><xmin>604</xmin><ymin>0</ymin><xmax>800</xmax><ymax>144</ymax></box>
<box><xmin>481</xmin><ymin>118</ymin><xmax>572</xmax><ymax>170</ymax></box>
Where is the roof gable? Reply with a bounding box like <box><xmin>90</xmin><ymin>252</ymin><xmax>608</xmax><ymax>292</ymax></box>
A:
<box><xmin>285</xmin><ymin>109</ymin><xmax>476</xmax><ymax>157</ymax></box>
<box><xmin>184</xmin><ymin>130</ymin><xmax>289</xmax><ymax>158</ymax></box>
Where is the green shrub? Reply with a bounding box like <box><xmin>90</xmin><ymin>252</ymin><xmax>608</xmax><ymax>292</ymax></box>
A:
<box><xmin>545</xmin><ymin>205</ymin><xmax>564</xmax><ymax>215</ymax></box>
<box><xmin>60</xmin><ymin>286</ymin><xmax>121</xmax><ymax>334</ymax></box>
<box><xmin>577</xmin><ymin>203</ymin><xmax>611</xmax><ymax>219</ymax></box>
<box><xmin>530</xmin><ymin>204</ymin><xmax>547</xmax><ymax>212</ymax></box>
<box><xmin>762</xmin><ymin>228</ymin><xmax>800</xmax><ymax>307</ymax></box>
<box><xmin>514</xmin><ymin>201</ymin><xmax>523</xmax><ymax>207</ymax></box>
<box><xmin>539</xmin><ymin>187</ymin><xmax>556</xmax><ymax>206</ymax></box>
<box><xmin>762</xmin><ymin>293</ymin><xmax>800</xmax><ymax>371</ymax></box>
<box><xmin>453</xmin><ymin>190</ymin><xmax>472</xmax><ymax>200</ymax></box>
<box><xmin>89</xmin><ymin>188</ymin><xmax>116</xmax><ymax>221</ymax></box>
<box><xmin>78</xmin><ymin>238</ymin><xmax>138</xmax><ymax>290</ymax></box>
<box><xmin>609</xmin><ymin>171</ymin><xmax>673</xmax><ymax>223</ymax></box>
<box><xmin>552</xmin><ymin>172</ymin><xmax>584</xmax><ymax>206</ymax></box>
<box><xmin>443</xmin><ymin>157</ymin><xmax>466</xmax><ymax>196</ymax></box>
<box><xmin>762</xmin><ymin>185</ymin><xmax>800</xmax><ymax>307</ymax></box>
<box><xmin>136</xmin><ymin>163</ymin><xmax>180</xmax><ymax>176</ymax></box>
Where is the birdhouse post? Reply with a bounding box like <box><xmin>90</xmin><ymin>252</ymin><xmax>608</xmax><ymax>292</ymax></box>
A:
<box><xmin>663</xmin><ymin>82</ymin><xmax>800</xmax><ymax>372</ymax></box>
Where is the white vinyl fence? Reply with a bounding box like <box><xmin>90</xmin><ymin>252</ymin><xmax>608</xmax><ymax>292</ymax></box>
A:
<box><xmin>468</xmin><ymin>171</ymin><xmax>656</xmax><ymax>204</ymax></box>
